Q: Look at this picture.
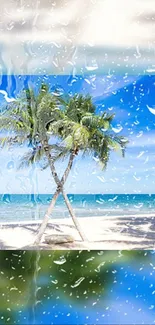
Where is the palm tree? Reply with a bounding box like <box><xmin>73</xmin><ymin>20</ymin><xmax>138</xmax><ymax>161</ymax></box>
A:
<box><xmin>0</xmin><ymin>85</ymin><xmax>128</xmax><ymax>245</ymax></box>
<box><xmin>0</xmin><ymin>84</ymin><xmax>87</xmax><ymax>242</ymax></box>
<box><xmin>35</xmin><ymin>92</ymin><xmax>128</xmax><ymax>244</ymax></box>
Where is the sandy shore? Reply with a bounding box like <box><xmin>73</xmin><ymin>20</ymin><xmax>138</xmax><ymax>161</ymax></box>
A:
<box><xmin>0</xmin><ymin>214</ymin><xmax>155</xmax><ymax>250</ymax></box>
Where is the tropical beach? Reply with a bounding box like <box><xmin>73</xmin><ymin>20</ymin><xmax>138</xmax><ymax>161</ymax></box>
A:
<box><xmin>0</xmin><ymin>194</ymin><xmax>155</xmax><ymax>249</ymax></box>
<box><xmin>0</xmin><ymin>1</ymin><xmax>155</xmax><ymax>324</ymax></box>
<box><xmin>0</xmin><ymin>74</ymin><xmax>155</xmax><ymax>249</ymax></box>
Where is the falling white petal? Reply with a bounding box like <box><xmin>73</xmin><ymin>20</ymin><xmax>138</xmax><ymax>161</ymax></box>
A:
<box><xmin>53</xmin><ymin>257</ymin><xmax>66</xmax><ymax>265</ymax></box>
<box><xmin>112</xmin><ymin>125</ymin><xmax>123</xmax><ymax>133</ymax></box>
<box><xmin>71</xmin><ymin>277</ymin><xmax>85</xmax><ymax>288</ymax></box>
<box><xmin>0</xmin><ymin>90</ymin><xmax>15</xmax><ymax>103</ymax></box>
<box><xmin>146</xmin><ymin>105</ymin><xmax>155</xmax><ymax>115</ymax></box>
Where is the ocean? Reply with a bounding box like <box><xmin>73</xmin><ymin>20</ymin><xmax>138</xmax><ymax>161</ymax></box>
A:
<box><xmin>0</xmin><ymin>194</ymin><xmax>154</xmax><ymax>222</ymax></box>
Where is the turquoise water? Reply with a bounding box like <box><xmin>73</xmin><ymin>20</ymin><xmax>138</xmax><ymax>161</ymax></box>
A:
<box><xmin>0</xmin><ymin>194</ymin><xmax>155</xmax><ymax>222</ymax></box>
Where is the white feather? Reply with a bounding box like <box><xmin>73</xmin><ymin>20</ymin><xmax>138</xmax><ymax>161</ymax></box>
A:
<box><xmin>147</xmin><ymin>105</ymin><xmax>155</xmax><ymax>115</ymax></box>
<box><xmin>0</xmin><ymin>90</ymin><xmax>15</xmax><ymax>103</ymax></box>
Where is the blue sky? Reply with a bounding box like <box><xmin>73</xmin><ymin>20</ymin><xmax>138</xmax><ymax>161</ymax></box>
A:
<box><xmin>0</xmin><ymin>74</ymin><xmax>155</xmax><ymax>194</ymax></box>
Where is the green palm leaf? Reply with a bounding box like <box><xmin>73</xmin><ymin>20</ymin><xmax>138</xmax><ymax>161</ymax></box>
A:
<box><xmin>0</xmin><ymin>83</ymin><xmax>128</xmax><ymax>177</ymax></box>
<box><xmin>17</xmin><ymin>147</ymin><xmax>44</xmax><ymax>169</ymax></box>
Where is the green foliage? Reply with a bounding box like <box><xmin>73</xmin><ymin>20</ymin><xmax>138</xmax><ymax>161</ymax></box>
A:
<box><xmin>0</xmin><ymin>84</ymin><xmax>128</xmax><ymax>170</ymax></box>
<box><xmin>65</xmin><ymin>94</ymin><xmax>95</xmax><ymax>123</ymax></box>
<box><xmin>0</xmin><ymin>250</ymin><xmax>151</xmax><ymax>317</ymax></box>
<box><xmin>49</xmin><ymin>93</ymin><xmax>128</xmax><ymax>168</ymax></box>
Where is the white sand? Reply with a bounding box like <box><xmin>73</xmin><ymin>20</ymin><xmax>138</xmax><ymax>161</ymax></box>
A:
<box><xmin>0</xmin><ymin>214</ymin><xmax>155</xmax><ymax>250</ymax></box>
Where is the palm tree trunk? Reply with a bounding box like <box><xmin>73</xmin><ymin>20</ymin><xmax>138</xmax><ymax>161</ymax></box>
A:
<box><xmin>43</xmin><ymin>137</ymin><xmax>61</xmax><ymax>186</ymax></box>
<box><xmin>62</xmin><ymin>189</ymin><xmax>87</xmax><ymax>241</ymax></box>
<box><xmin>53</xmin><ymin>149</ymin><xmax>87</xmax><ymax>241</ymax></box>
<box><xmin>34</xmin><ymin>139</ymin><xmax>86</xmax><ymax>244</ymax></box>
<box><xmin>60</xmin><ymin>150</ymin><xmax>87</xmax><ymax>241</ymax></box>
<box><xmin>61</xmin><ymin>150</ymin><xmax>75</xmax><ymax>186</ymax></box>
<box><xmin>34</xmin><ymin>189</ymin><xmax>60</xmax><ymax>245</ymax></box>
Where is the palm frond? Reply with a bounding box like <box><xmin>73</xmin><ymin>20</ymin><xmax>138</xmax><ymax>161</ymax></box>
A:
<box><xmin>37</xmin><ymin>93</ymin><xmax>64</xmax><ymax>138</ymax></box>
<box><xmin>0</xmin><ymin>116</ymin><xmax>27</xmax><ymax>132</ymax></box>
<box><xmin>88</xmin><ymin>130</ymin><xmax>128</xmax><ymax>169</ymax></box>
<box><xmin>61</xmin><ymin>134</ymin><xmax>74</xmax><ymax>150</ymax></box>
<box><xmin>56</xmin><ymin>96</ymin><xmax>68</xmax><ymax>107</ymax></box>
<box><xmin>48</xmin><ymin>118</ymin><xmax>75</xmax><ymax>139</ymax></box>
<box><xmin>101</xmin><ymin>112</ymin><xmax>115</xmax><ymax>122</ymax></box>
<box><xmin>51</xmin><ymin>147</ymin><xmax>70</xmax><ymax>162</ymax></box>
<box><xmin>113</xmin><ymin>135</ymin><xmax>129</xmax><ymax>157</ymax></box>
<box><xmin>18</xmin><ymin>147</ymin><xmax>45</xmax><ymax>169</ymax></box>
<box><xmin>65</xmin><ymin>94</ymin><xmax>95</xmax><ymax>123</ymax></box>
<box><xmin>72</xmin><ymin>123</ymin><xmax>90</xmax><ymax>148</ymax></box>
<box><xmin>0</xmin><ymin>134</ymin><xmax>29</xmax><ymax>148</ymax></box>
<box><xmin>81</xmin><ymin>114</ymin><xmax>111</xmax><ymax>130</ymax></box>
<box><xmin>0</xmin><ymin>136</ymin><xmax>14</xmax><ymax>148</ymax></box>
<box><xmin>41</xmin><ymin>145</ymin><xmax>70</xmax><ymax>170</ymax></box>
<box><xmin>36</xmin><ymin>83</ymin><xmax>50</xmax><ymax>106</ymax></box>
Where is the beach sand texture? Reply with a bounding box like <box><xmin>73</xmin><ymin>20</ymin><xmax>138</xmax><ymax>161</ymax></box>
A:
<box><xmin>0</xmin><ymin>215</ymin><xmax>155</xmax><ymax>250</ymax></box>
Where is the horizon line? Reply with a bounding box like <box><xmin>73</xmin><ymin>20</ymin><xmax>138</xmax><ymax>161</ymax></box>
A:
<box><xmin>0</xmin><ymin>193</ymin><xmax>154</xmax><ymax>196</ymax></box>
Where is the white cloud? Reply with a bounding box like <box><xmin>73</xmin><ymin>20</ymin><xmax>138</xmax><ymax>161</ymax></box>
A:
<box><xmin>81</xmin><ymin>0</ymin><xmax>155</xmax><ymax>47</ymax></box>
<box><xmin>0</xmin><ymin>0</ymin><xmax>154</xmax><ymax>74</ymax></box>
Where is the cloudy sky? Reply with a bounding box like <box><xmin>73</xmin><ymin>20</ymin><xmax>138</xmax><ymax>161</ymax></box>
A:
<box><xmin>0</xmin><ymin>0</ymin><xmax>154</xmax><ymax>74</ymax></box>
<box><xmin>0</xmin><ymin>74</ymin><xmax>155</xmax><ymax>194</ymax></box>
